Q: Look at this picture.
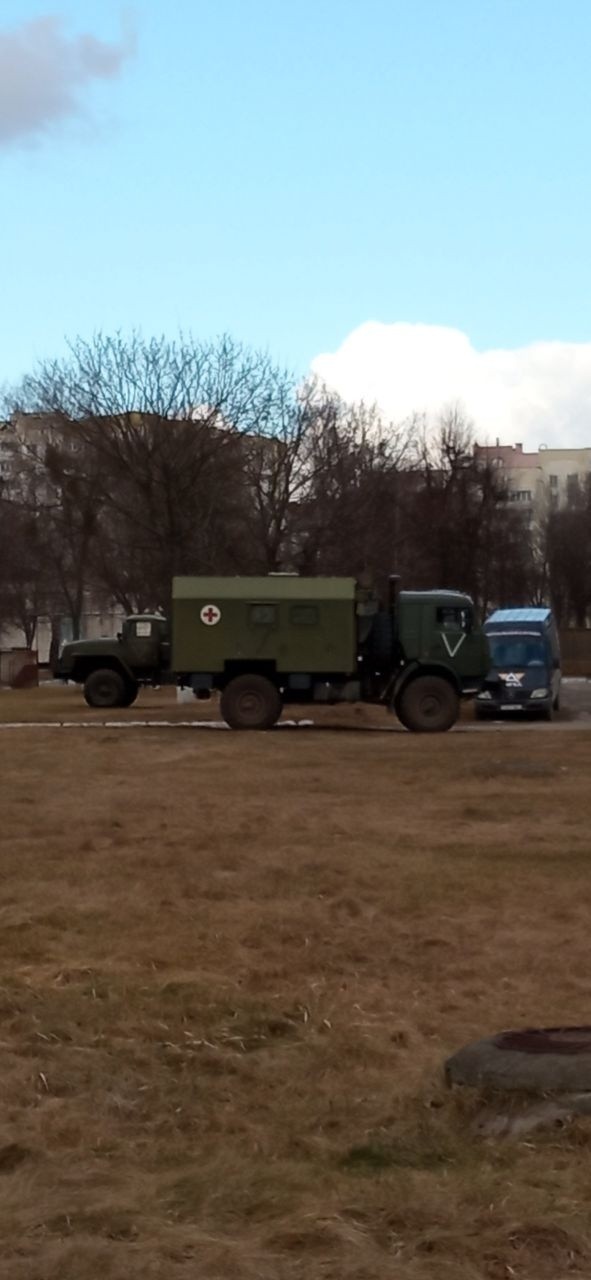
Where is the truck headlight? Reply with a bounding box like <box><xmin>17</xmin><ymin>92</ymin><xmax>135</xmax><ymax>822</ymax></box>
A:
<box><xmin>530</xmin><ymin>688</ymin><xmax>549</xmax><ymax>700</ymax></box>
<box><xmin>477</xmin><ymin>690</ymin><xmax>492</xmax><ymax>700</ymax></box>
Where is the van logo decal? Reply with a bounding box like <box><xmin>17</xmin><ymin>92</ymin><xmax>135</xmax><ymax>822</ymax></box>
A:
<box><xmin>441</xmin><ymin>633</ymin><xmax>466</xmax><ymax>659</ymax></box>
<box><xmin>500</xmin><ymin>671</ymin><xmax>524</xmax><ymax>687</ymax></box>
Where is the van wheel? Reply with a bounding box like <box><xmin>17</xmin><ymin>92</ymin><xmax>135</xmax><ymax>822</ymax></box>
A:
<box><xmin>84</xmin><ymin>668</ymin><xmax>127</xmax><ymax>708</ymax></box>
<box><xmin>396</xmin><ymin>675</ymin><xmax>459</xmax><ymax>733</ymax></box>
<box><xmin>220</xmin><ymin>674</ymin><xmax>282</xmax><ymax>730</ymax></box>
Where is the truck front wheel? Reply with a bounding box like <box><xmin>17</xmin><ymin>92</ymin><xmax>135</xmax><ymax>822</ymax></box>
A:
<box><xmin>84</xmin><ymin>668</ymin><xmax>128</xmax><ymax>709</ymax></box>
<box><xmin>395</xmin><ymin>675</ymin><xmax>459</xmax><ymax>733</ymax></box>
<box><xmin>220</xmin><ymin>674</ymin><xmax>282</xmax><ymax>730</ymax></box>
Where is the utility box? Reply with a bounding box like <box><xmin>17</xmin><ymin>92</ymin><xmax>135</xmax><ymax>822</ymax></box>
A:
<box><xmin>0</xmin><ymin>649</ymin><xmax>39</xmax><ymax>688</ymax></box>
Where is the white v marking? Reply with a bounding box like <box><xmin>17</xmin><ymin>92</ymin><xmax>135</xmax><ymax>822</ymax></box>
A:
<box><xmin>441</xmin><ymin>633</ymin><xmax>466</xmax><ymax>658</ymax></box>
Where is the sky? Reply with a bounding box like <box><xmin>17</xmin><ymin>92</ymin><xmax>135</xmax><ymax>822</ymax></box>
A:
<box><xmin>3</xmin><ymin>0</ymin><xmax>591</xmax><ymax>447</ymax></box>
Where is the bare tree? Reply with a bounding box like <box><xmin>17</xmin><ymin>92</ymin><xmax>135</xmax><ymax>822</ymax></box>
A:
<box><xmin>403</xmin><ymin>408</ymin><xmax>536</xmax><ymax>612</ymax></box>
<box><xmin>285</xmin><ymin>385</ymin><xmax>414</xmax><ymax>590</ymax></box>
<box><xmin>3</xmin><ymin>337</ymin><xmax>557</xmax><ymax>638</ymax></box>
<box><xmin>0</xmin><ymin>415</ymin><xmax>104</xmax><ymax>640</ymax></box>
<box><xmin>547</xmin><ymin>502</ymin><xmax>591</xmax><ymax>627</ymax></box>
<box><xmin>0</xmin><ymin>499</ymin><xmax>52</xmax><ymax>648</ymax></box>
<box><xmin>11</xmin><ymin>332</ymin><xmax>298</xmax><ymax>610</ymax></box>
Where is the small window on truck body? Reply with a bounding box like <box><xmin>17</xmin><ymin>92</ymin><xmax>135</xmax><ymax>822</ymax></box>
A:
<box><xmin>437</xmin><ymin>606</ymin><xmax>471</xmax><ymax>632</ymax></box>
<box><xmin>249</xmin><ymin>603</ymin><xmax>277</xmax><ymax>627</ymax></box>
<box><xmin>135</xmin><ymin>621</ymin><xmax>152</xmax><ymax>638</ymax></box>
<box><xmin>289</xmin><ymin>605</ymin><xmax>319</xmax><ymax>626</ymax></box>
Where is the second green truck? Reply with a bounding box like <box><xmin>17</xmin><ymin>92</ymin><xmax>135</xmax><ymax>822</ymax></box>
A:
<box><xmin>55</xmin><ymin>575</ymin><xmax>489</xmax><ymax>731</ymax></box>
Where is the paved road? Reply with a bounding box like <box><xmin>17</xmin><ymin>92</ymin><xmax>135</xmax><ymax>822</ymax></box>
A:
<box><xmin>461</xmin><ymin>679</ymin><xmax>591</xmax><ymax>731</ymax></box>
<box><xmin>558</xmin><ymin>678</ymin><xmax>591</xmax><ymax>718</ymax></box>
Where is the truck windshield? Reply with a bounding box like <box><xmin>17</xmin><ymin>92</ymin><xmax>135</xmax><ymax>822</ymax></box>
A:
<box><xmin>488</xmin><ymin>635</ymin><xmax>546</xmax><ymax>668</ymax></box>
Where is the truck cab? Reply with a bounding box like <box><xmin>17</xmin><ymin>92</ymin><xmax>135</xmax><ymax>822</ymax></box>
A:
<box><xmin>55</xmin><ymin>614</ymin><xmax>169</xmax><ymax>707</ymax></box>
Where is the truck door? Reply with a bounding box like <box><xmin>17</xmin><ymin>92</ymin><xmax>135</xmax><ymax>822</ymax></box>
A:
<box><xmin>432</xmin><ymin>605</ymin><xmax>484</xmax><ymax>678</ymax></box>
<box><xmin>124</xmin><ymin>619</ymin><xmax>162</xmax><ymax>671</ymax></box>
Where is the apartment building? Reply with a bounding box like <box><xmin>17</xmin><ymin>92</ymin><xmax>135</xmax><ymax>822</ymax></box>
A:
<box><xmin>474</xmin><ymin>441</ymin><xmax>591</xmax><ymax>519</ymax></box>
<box><xmin>0</xmin><ymin>422</ymin><xmax>15</xmax><ymax>482</ymax></box>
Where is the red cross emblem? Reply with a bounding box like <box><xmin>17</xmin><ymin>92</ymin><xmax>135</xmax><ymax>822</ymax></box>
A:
<box><xmin>200</xmin><ymin>603</ymin><xmax>221</xmax><ymax>626</ymax></box>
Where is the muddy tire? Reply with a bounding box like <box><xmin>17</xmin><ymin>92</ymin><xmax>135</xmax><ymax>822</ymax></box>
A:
<box><xmin>446</xmin><ymin>1027</ymin><xmax>591</xmax><ymax>1094</ymax></box>
<box><xmin>396</xmin><ymin>675</ymin><xmax>459</xmax><ymax>733</ymax></box>
<box><xmin>84</xmin><ymin>668</ymin><xmax>128</xmax><ymax>709</ymax></box>
<box><xmin>220</xmin><ymin>674</ymin><xmax>282</xmax><ymax>730</ymax></box>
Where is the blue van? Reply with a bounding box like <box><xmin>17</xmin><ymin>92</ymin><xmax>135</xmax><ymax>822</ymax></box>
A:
<box><xmin>476</xmin><ymin>608</ymin><xmax>561</xmax><ymax>720</ymax></box>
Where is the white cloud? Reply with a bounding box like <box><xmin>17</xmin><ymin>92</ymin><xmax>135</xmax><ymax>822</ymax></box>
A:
<box><xmin>0</xmin><ymin>15</ymin><xmax>135</xmax><ymax>146</ymax></box>
<box><xmin>311</xmin><ymin>322</ymin><xmax>591</xmax><ymax>450</ymax></box>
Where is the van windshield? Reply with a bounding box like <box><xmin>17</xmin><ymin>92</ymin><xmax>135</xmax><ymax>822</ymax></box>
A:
<box><xmin>488</xmin><ymin>634</ymin><xmax>546</xmax><ymax>668</ymax></box>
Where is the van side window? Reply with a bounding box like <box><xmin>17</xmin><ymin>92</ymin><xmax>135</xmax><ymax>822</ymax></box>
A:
<box><xmin>249</xmin><ymin>604</ymin><xmax>277</xmax><ymax>627</ymax></box>
<box><xmin>290</xmin><ymin>605</ymin><xmax>319</xmax><ymax>626</ymax></box>
<box><xmin>135</xmin><ymin>621</ymin><xmax>152</xmax><ymax>638</ymax></box>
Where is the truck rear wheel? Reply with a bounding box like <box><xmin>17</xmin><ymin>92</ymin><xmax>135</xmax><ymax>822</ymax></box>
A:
<box><xmin>84</xmin><ymin>668</ymin><xmax>128</xmax><ymax>709</ymax></box>
<box><xmin>220</xmin><ymin>674</ymin><xmax>282</xmax><ymax>730</ymax></box>
<box><xmin>396</xmin><ymin>675</ymin><xmax>459</xmax><ymax>733</ymax></box>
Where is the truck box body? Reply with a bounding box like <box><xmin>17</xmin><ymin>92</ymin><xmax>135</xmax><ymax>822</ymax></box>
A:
<box><xmin>171</xmin><ymin>576</ymin><xmax>358</xmax><ymax>675</ymax></box>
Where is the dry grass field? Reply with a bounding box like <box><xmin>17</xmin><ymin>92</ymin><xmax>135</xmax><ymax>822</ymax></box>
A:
<box><xmin>1</xmin><ymin>688</ymin><xmax>591</xmax><ymax>1278</ymax></box>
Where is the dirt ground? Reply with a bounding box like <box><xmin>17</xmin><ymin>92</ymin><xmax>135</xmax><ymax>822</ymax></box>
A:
<box><xmin>2</xmin><ymin>678</ymin><xmax>591</xmax><ymax>728</ymax></box>
<box><xmin>1</xmin><ymin>691</ymin><xmax>591</xmax><ymax>1278</ymax></box>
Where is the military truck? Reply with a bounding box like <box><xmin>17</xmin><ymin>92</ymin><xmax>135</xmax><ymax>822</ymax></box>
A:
<box><xmin>55</xmin><ymin>575</ymin><xmax>489</xmax><ymax>731</ymax></box>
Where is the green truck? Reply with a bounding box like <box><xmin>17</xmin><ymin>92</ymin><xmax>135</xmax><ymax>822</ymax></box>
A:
<box><xmin>55</xmin><ymin>575</ymin><xmax>489</xmax><ymax>731</ymax></box>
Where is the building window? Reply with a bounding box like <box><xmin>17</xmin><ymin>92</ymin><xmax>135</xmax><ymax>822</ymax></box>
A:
<box><xmin>549</xmin><ymin>474</ymin><xmax>558</xmax><ymax>489</ymax></box>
